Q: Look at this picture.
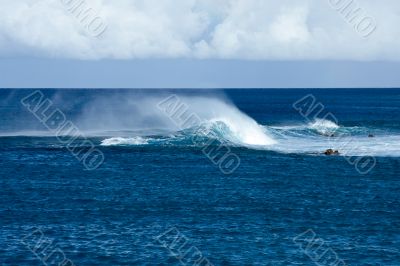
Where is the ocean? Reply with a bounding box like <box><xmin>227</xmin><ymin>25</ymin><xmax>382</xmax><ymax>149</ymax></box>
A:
<box><xmin>1</xmin><ymin>89</ymin><xmax>399</xmax><ymax>265</ymax></box>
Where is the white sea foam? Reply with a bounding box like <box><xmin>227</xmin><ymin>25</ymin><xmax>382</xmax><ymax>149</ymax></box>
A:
<box><xmin>308</xmin><ymin>119</ymin><xmax>340</xmax><ymax>135</ymax></box>
<box><xmin>189</xmin><ymin>99</ymin><xmax>276</xmax><ymax>146</ymax></box>
<box><xmin>270</xmin><ymin>119</ymin><xmax>339</xmax><ymax>134</ymax></box>
<box><xmin>203</xmin><ymin>118</ymin><xmax>276</xmax><ymax>146</ymax></box>
<box><xmin>157</xmin><ymin>96</ymin><xmax>277</xmax><ymax>146</ymax></box>
<box><xmin>100</xmin><ymin>137</ymin><xmax>149</xmax><ymax>146</ymax></box>
<box><xmin>267</xmin><ymin>126</ymin><xmax>400</xmax><ymax>157</ymax></box>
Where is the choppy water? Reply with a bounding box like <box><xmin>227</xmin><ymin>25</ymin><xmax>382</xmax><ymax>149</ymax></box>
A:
<box><xmin>1</xmin><ymin>89</ymin><xmax>399</xmax><ymax>265</ymax></box>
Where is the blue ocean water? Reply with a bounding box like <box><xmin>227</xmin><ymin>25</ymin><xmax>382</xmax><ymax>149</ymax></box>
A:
<box><xmin>1</xmin><ymin>89</ymin><xmax>399</xmax><ymax>265</ymax></box>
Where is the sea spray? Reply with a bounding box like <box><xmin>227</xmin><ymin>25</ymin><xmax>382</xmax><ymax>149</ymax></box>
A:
<box><xmin>74</xmin><ymin>92</ymin><xmax>276</xmax><ymax>147</ymax></box>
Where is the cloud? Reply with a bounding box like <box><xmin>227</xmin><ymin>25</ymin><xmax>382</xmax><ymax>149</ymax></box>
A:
<box><xmin>0</xmin><ymin>0</ymin><xmax>399</xmax><ymax>60</ymax></box>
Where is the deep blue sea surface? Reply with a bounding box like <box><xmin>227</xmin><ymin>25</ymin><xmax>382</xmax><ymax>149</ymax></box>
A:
<box><xmin>1</xmin><ymin>89</ymin><xmax>399</xmax><ymax>265</ymax></box>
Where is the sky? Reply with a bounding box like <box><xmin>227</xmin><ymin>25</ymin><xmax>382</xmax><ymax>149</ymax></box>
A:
<box><xmin>0</xmin><ymin>0</ymin><xmax>399</xmax><ymax>88</ymax></box>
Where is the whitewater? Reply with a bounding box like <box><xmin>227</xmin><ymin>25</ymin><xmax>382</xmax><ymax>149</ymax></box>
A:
<box><xmin>1</xmin><ymin>90</ymin><xmax>398</xmax><ymax>157</ymax></box>
<box><xmin>98</xmin><ymin>97</ymin><xmax>400</xmax><ymax>157</ymax></box>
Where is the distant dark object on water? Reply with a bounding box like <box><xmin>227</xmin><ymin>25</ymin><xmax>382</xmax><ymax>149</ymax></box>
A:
<box><xmin>368</xmin><ymin>134</ymin><xmax>375</xmax><ymax>138</ymax></box>
<box><xmin>322</xmin><ymin>133</ymin><xmax>335</xmax><ymax>137</ymax></box>
<box><xmin>324</xmin><ymin>149</ymin><xmax>340</xmax><ymax>156</ymax></box>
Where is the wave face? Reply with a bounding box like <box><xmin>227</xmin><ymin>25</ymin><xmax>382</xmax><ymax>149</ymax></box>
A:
<box><xmin>166</xmin><ymin>96</ymin><xmax>277</xmax><ymax>146</ymax></box>
<box><xmin>196</xmin><ymin>118</ymin><xmax>276</xmax><ymax>146</ymax></box>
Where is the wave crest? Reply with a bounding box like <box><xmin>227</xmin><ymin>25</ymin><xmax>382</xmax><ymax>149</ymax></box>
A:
<box><xmin>197</xmin><ymin>119</ymin><xmax>276</xmax><ymax>146</ymax></box>
<box><xmin>101</xmin><ymin>137</ymin><xmax>149</xmax><ymax>146</ymax></box>
<box><xmin>308</xmin><ymin>119</ymin><xmax>339</xmax><ymax>135</ymax></box>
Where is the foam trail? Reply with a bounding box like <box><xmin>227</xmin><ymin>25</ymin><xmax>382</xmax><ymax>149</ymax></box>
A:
<box><xmin>270</xmin><ymin>119</ymin><xmax>340</xmax><ymax>135</ymax></box>
<box><xmin>267</xmin><ymin>120</ymin><xmax>400</xmax><ymax>157</ymax></box>
<box><xmin>268</xmin><ymin>134</ymin><xmax>400</xmax><ymax>157</ymax></box>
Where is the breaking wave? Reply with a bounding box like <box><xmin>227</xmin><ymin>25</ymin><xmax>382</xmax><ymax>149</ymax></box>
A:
<box><xmin>101</xmin><ymin>137</ymin><xmax>149</xmax><ymax>146</ymax></box>
<box><xmin>308</xmin><ymin>119</ymin><xmax>339</xmax><ymax>135</ymax></box>
<box><xmin>100</xmin><ymin>118</ymin><xmax>276</xmax><ymax>148</ymax></box>
<box><xmin>101</xmin><ymin>118</ymin><xmax>400</xmax><ymax>157</ymax></box>
<box><xmin>99</xmin><ymin>94</ymin><xmax>277</xmax><ymax>148</ymax></box>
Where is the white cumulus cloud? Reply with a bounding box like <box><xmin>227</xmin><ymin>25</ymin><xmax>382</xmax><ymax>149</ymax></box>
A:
<box><xmin>0</xmin><ymin>0</ymin><xmax>399</xmax><ymax>60</ymax></box>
